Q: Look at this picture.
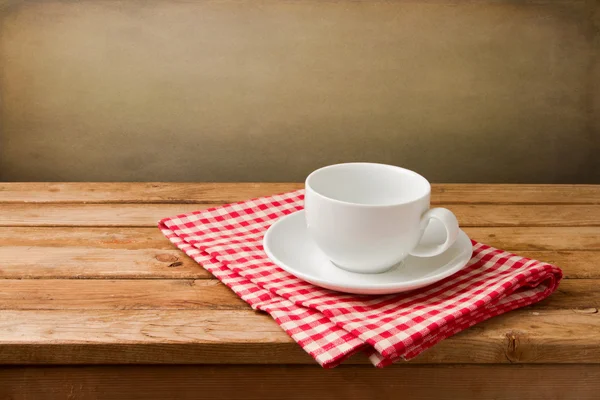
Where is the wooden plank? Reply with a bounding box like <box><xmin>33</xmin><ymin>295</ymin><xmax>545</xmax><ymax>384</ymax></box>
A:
<box><xmin>465</xmin><ymin>227</ymin><xmax>600</xmax><ymax>251</ymax></box>
<box><xmin>0</xmin><ymin>203</ymin><xmax>201</xmax><ymax>226</ymax></box>
<box><xmin>1</xmin><ymin>365</ymin><xmax>599</xmax><ymax>400</ymax></box>
<box><xmin>1</xmin><ymin>226</ymin><xmax>598</xmax><ymax>251</ymax></box>
<box><xmin>0</xmin><ymin>203</ymin><xmax>202</xmax><ymax>227</ymax></box>
<box><xmin>0</xmin><ymin>279</ymin><xmax>594</xmax><ymax>310</ymax></box>
<box><xmin>430</xmin><ymin>184</ymin><xmax>600</xmax><ymax>205</ymax></box>
<box><xmin>0</xmin><ymin>203</ymin><xmax>598</xmax><ymax>227</ymax></box>
<box><xmin>0</xmin><ymin>279</ymin><xmax>248</xmax><ymax>310</ymax></box>
<box><xmin>0</xmin><ymin>227</ymin><xmax>176</xmax><ymax>249</ymax></box>
<box><xmin>0</xmin><ymin>309</ymin><xmax>598</xmax><ymax>364</ymax></box>
<box><xmin>0</xmin><ymin>247</ymin><xmax>212</xmax><ymax>279</ymax></box>
<box><xmin>0</xmin><ymin>183</ymin><xmax>303</xmax><ymax>204</ymax></box>
<box><xmin>519</xmin><ymin>251</ymin><xmax>600</xmax><ymax>279</ymax></box>
<box><xmin>0</xmin><ymin>227</ymin><xmax>596</xmax><ymax>279</ymax></box>
<box><xmin>535</xmin><ymin>279</ymin><xmax>600</xmax><ymax>309</ymax></box>
<box><xmin>456</xmin><ymin>204</ymin><xmax>600</xmax><ymax>227</ymax></box>
<box><xmin>0</xmin><ymin>247</ymin><xmax>594</xmax><ymax>279</ymax></box>
<box><xmin>0</xmin><ymin>183</ymin><xmax>598</xmax><ymax>204</ymax></box>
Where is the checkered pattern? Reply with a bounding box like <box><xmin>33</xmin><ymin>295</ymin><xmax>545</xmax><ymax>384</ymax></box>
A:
<box><xmin>158</xmin><ymin>190</ymin><xmax>563</xmax><ymax>368</ymax></box>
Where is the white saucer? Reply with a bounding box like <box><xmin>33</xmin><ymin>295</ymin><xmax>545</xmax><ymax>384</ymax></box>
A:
<box><xmin>263</xmin><ymin>210</ymin><xmax>473</xmax><ymax>295</ymax></box>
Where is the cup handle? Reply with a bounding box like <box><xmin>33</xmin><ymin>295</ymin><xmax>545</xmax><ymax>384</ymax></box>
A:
<box><xmin>409</xmin><ymin>208</ymin><xmax>459</xmax><ymax>257</ymax></box>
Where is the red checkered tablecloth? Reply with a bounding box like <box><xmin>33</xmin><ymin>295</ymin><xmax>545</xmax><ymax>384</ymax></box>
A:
<box><xmin>159</xmin><ymin>190</ymin><xmax>562</xmax><ymax>368</ymax></box>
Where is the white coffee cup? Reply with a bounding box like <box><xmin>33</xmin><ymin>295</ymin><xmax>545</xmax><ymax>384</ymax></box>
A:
<box><xmin>304</xmin><ymin>163</ymin><xmax>459</xmax><ymax>274</ymax></box>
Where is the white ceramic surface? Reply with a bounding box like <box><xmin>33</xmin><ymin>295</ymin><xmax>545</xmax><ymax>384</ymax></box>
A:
<box><xmin>304</xmin><ymin>163</ymin><xmax>459</xmax><ymax>273</ymax></box>
<box><xmin>263</xmin><ymin>210</ymin><xmax>473</xmax><ymax>295</ymax></box>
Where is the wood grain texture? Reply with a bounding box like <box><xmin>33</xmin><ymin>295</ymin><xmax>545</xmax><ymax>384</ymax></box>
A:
<box><xmin>0</xmin><ymin>279</ymin><xmax>593</xmax><ymax>310</ymax></box>
<box><xmin>0</xmin><ymin>227</ymin><xmax>177</xmax><ymax>249</ymax></box>
<box><xmin>0</xmin><ymin>278</ymin><xmax>591</xmax><ymax>311</ymax></box>
<box><xmin>0</xmin><ymin>203</ymin><xmax>598</xmax><ymax>226</ymax></box>
<box><xmin>0</xmin><ymin>183</ymin><xmax>597</xmax><ymax>369</ymax></box>
<box><xmin>0</xmin><ymin>203</ymin><xmax>202</xmax><ymax>227</ymax></box>
<box><xmin>0</xmin><ymin>227</ymin><xmax>596</xmax><ymax>279</ymax></box>
<box><xmin>0</xmin><ymin>248</ymin><xmax>594</xmax><ymax>279</ymax></box>
<box><xmin>2</xmin><ymin>226</ymin><xmax>599</xmax><ymax>250</ymax></box>
<box><xmin>429</xmin><ymin>184</ymin><xmax>600</xmax><ymax>205</ymax></box>
<box><xmin>1</xmin><ymin>364</ymin><xmax>599</xmax><ymax>400</ymax></box>
<box><xmin>0</xmin><ymin>309</ymin><xmax>598</xmax><ymax>364</ymax></box>
<box><xmin>518</xmin><ymin>251</ymin><xmax>600</xmax><ymax>279</ymax></box>
<box><xmin>0</xmin><ymin>246</ymin><xmax>212</xmax><ymax>279</ymax></box>
<box><xmin>0</xmin><ymin>279</ymin><xmax>248</xmax><ymax>309</ymax></box>
<box><xmin>0</xmin><ymin>247</ymin><xmax>594</xmax><ymax>279</ymax></box>
<box><xmin>465</xmin><ymin>227</ymin><xmax>600</xmax><ymax>251</ymax></box>
<box><xmin>0</xmin><ymin>183</ymin><xmax>303</xmax><ymax>204</ymax></box>
<box><xmin>0</xmin><ymin>183</ymin><xmax>598</xmax><ymax>204</ymax></box>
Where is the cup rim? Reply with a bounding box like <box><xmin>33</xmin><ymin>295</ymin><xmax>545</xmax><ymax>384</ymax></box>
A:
<box><xmin>305</xmin><ymin>162</ymin><xmax>431</xmax><ymax>208</ymax></box>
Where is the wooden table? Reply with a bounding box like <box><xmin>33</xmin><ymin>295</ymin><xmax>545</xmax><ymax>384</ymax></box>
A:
<box><xmin>0</xmin><ymin>183</ymin><xmax>599</xmax><ymax>399</ymax></box>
